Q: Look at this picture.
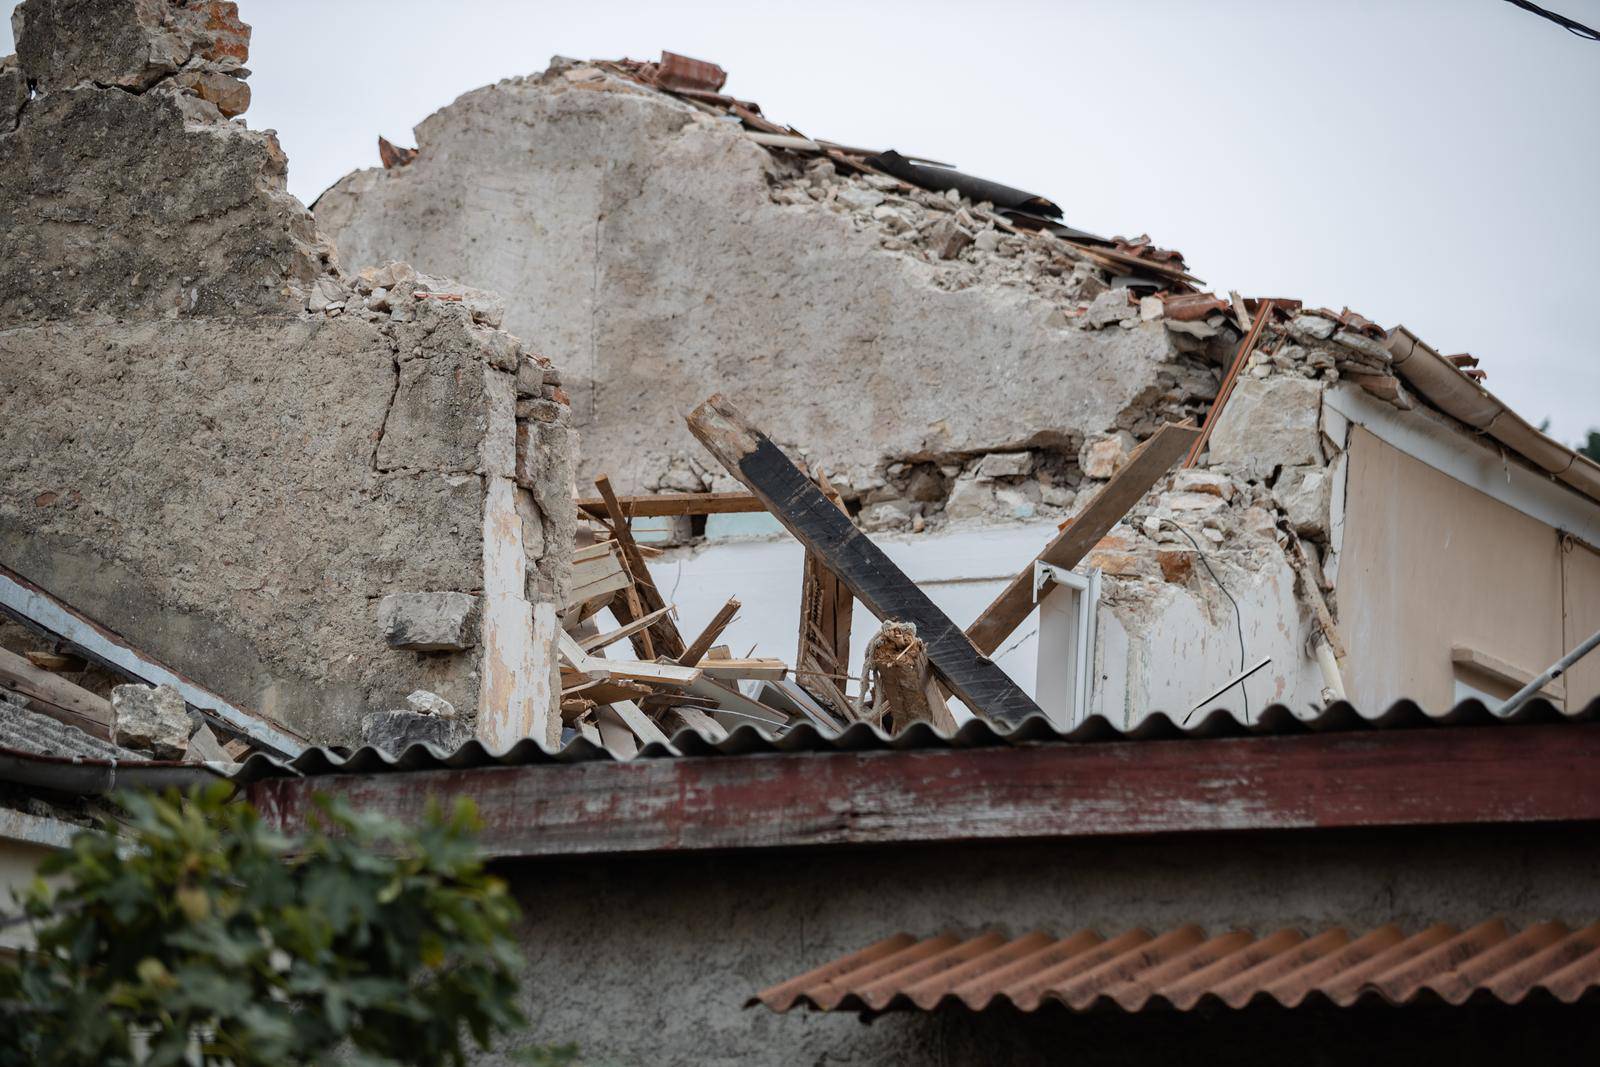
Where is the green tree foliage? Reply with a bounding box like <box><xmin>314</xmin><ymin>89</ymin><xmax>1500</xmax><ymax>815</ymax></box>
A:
<box><xmin>1579</xmin><ymin>429</ymin><xmax>1600</xmax><ymax>464</ymax></box>
<box><xmin>0</xmin><ymin>783</ymin><xmax>553</xmax><ymax>1066</ymax></box>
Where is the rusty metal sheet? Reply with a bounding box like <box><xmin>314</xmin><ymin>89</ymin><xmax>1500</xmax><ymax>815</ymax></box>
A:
<box><xmin>751</xmin><ymin>921</ymin><xmax>1600</xmax><ymax>1013</ymax></box>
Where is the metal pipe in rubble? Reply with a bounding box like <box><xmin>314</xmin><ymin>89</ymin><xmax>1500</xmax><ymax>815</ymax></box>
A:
<box><xmin>1496</xmin><ymin>628</ymin><xmax>1600</xmax><ymax>717</ymax></box>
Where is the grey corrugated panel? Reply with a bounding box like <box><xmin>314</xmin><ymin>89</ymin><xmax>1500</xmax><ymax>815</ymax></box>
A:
<box><xmin>749</xmin><ymin>920</ymin><xmax>1600</xmax><ymax>1014</ymax></box>
<box><xmin>225</xmin><ymin>695</ymin><xmax>1600</xmax><ymax>783</ymax></box>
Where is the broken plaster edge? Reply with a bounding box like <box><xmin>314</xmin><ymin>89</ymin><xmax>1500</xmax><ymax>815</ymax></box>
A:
<box><xmin>476</xmin><ymin>367</ymin><xmax>558</xmax><ymax>750</ymax></box>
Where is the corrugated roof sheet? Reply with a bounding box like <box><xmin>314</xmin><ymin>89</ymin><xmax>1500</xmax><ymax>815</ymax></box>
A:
<box><xmin>751</xmin><ymin>919</ymin><xmax>1600</xmax><ymax>1014</ymax></box>
<box><xmin>228</xmin><ymin>695</ymin><xmax>1599</xmax><ymax>783</ymax></box>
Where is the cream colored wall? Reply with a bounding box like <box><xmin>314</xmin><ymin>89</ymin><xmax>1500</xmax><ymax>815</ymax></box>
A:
<box><xmin>1562</xmin><ymin>538</ymin><xmax>1600</xmax><ymax>707</ymax></box>
<box><xmin>1336</xmin><ymin>426</ymin><xmax>1600</xmax><ymax>711</ymax></box>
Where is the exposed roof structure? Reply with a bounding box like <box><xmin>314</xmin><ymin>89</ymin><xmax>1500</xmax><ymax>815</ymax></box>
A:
<box><xmin>751</xmin><ymin>920</ymin><xmax>1600</xmax><ymax>1015</ymax></box>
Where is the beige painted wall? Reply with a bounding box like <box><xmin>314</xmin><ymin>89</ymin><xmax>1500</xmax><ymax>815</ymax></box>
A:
<box><xmin>1337</xmin><ymin>427</ymin><xmax>1600</xmax><ymax>711</ymax></box>
<box><xmin>1563</xmin><ymin>538</ymin><xmax>1600</xmax><ymax>706</ymax></box>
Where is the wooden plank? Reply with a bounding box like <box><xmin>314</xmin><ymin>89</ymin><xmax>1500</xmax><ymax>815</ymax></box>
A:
<box><xmin>687</xmin><ymin>394</ymin><xmax>1040</xmax><ymax>726</ymax></box>
<box><xmin>562</xmin><ymin>545</ymin><xmax>631</xmax><ymax>611</ymax></box>
<box><xmin>677</xmin><ymin>598</ymin><xmax>739</xmax><ymax>667</ymax></box>
<box><xmin>576</xmin><ymin>492</ymin><xmax>765</xmax><ymax>518</ymax></box>
<box><xmin>605</xmin><ymin>699</ymin><xmax>672</xmax><ymax>748</ymax></box>
<box><xmin>796</xmin><ymin>470</ymin><xmax>856</xmax><ymax>720</ymax></box>
<box><xmin>594</xmin><ymin>476</ymin><xmax>686</xmax><ymax>659</ymax></box>
<box><xmin>667</xmin><ymin>705</ymin><xmax>728</xmax><ymax>741</ymax></box>
<box><xmin>0</xmin><ymin>644</ymin><xmax>114</xmax><ymax>739</ymax></box>
<box><xmin>592</xmin><ymin>705</ymin><xmax>638</xmax><ymax>759</ymax></box>
<box><xmin>580</xmin><ymin>604</ymin><xmax>677</xmax><ymax>654</ymax></box>
<box><xmin>964</xmin><ymin>421</ymin><xmax>1201</xmax><ymax>656</ymax></box>
<box><xmin>248</xmin><ymin>723</ymin><xmax>1600</xmax><ymax>859</ymax></box>
<box><xmin>696</xmin><ymin>658</ymin><xmax>789</xmax><ymax>681</ymax></box>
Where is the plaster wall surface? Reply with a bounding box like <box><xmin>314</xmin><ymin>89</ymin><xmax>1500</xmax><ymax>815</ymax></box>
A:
<box><xmin>493</xmin><ymin>826</ymin><xmax>1600</xmax><ymax>1066</ymax></box>
<box><xmin>0</xmin><ymin>2</ymin><xmax>573</xmax><ymax>747</ymax></box>
<box><xmin>0</xmin><ymin>314</ymin><xmax>502</xmax><ymax>742</ymax></box>
<box><xmin>314</xmin><ymin>71</ymin><xmax>1190</xmax><ymax>493</ymax></box>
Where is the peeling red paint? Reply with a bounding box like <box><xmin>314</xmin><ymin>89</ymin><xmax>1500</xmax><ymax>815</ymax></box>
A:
<box><xmin>244</xmin><ymin>724</ymin><xmax>1600</xmax><ymax>859</ymax></box>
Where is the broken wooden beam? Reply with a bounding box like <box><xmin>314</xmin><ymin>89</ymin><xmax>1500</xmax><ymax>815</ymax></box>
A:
<box><xmin>795</xmin><ymin>469</ymin><xmax>856</xmax><ymax>721</ymax></box>
<box><xmin>687</xmin><ymin>393</ymin><xmax>1040</xmax><ymax>725</ymax></box>
<box><xmin>579</xmin><ymin>603</ymin><xmax>677</xmax><ymax>655</ymax></box>
<box><xmin>576</xmin><ymin>491</ymin><xmax>764</xmax><ymax>518</ymax></box>
<box><xmin>677</xmin><ymin>597</ymin><xmax>739</xmax><ymax>667</ymax></box>
<box><xmin>965</xmin><ymin>421</ymin><xmax>1200</xmax><ymax>657</ymax></box>
<box><xmin>594</xmin><ymin>475</ymin><xmax>686</xmax><ymax>659</ymax></box>
<box><xmin>864</xmin><ymin>621</ymin><xmax>956</xmax><ymax>733</ymax></box>
<box><xmin>0</xmin><ymin>644</ymin><xmax>114</xmax><ymax>740</ymax></box>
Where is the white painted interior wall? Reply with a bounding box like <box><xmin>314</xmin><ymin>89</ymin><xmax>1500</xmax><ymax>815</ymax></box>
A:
<box><xmin>644</xmin><ymin>521</ymin><xmax>1063</xmax><ymax>723</ymax></box>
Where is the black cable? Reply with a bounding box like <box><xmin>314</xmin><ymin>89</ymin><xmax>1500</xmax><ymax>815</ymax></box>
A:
<box><xmin>1504</xmin><ymin>0</ymin><xmax>1600</xmax><ymax>40</ymax></box>
<box><xmin>1162</xmin><ymin>520</ymin><xmax>1249</xmax><ymax>724</ymax></box>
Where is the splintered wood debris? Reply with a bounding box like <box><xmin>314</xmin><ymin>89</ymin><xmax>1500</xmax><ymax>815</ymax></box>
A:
<box><xmin>555</xmin><ymin>392</ymin><xmax>1203</xmax><ymax>750</ymax></box>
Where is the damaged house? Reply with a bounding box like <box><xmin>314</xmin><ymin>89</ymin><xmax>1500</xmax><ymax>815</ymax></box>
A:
<box><xmin>2</xmin><ymin>6</ymin><xmax>1599</xmax><ymax>1065</ymax></box>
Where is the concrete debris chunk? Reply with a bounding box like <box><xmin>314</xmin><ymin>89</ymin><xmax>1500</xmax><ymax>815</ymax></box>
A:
<box><xmin>111</xmin><ymin>682</ymin><xmax>190</xmax><ymax>759</ymax></box>
<box><xmin>15</xmin><ymin>0</ymin><xmax>252</xmax><ymax>94</ymax></box>
<box><xmin>379</xmin><ymin>591</ymin><xmax>480</xmax><ymax>652</ymax></box>
<box><xmin>1206</xmin><ymin>377</ymin><xmax>1324</xmax><ymax>472</ymax></box>
<box><xmin>929</xmin><ymin>217</ymin><xmax>975</xmax><ymax>260</ymax></box>
<box><xmin>173</xmin><ymin>69</ymin><xmax>251</xmax><ymax>118</ymax></box>
<box><xmin>1159</xmin><ymin>490</ymin><xmax>1226</xmax><ymax>513</ymax></box>
<box><xmin>1290</xmin><ymin>313</ymin><xmax>1338</xmax><ymax>341</ymax></box>
<box><xmin>1172</xmin><ymin>469</ymin><xmax>1236</xmax><ymax>501</ymax></box>
<box><xmin>1082</xmin><ymin>288</ymin><xmax>1136</xmax><ymax>330</ymax></box>
<box><xmin>405</xmin><ymin>689</ymin><xmax>458</xmax><ymax>718</ymax></box>
<box><xmin>943</xmin><ymin>476</ymin><xmax>995</xmax><ymax>520</ymax></box>
<box><xmin>0</xmin><ymin>54</ymin><xmax>25</xmax><ymax>128</ymax></box>
<box><xmin>1331</xmin><ymin>328</ymin><xmax>1393</xmax><ymax>363</ymax></box>
<box><xmin>975</xmin><ymin>451</ymin><xmax>1032</xmax><ymax>479</ymax></box>
<box><xmin>361</xmin><ymin>709</ymin><xmax>473</xmax><ymax>754</ymax></box>
<box><xmin>1080</xmin><ymin>432</ymin><xmax>1136</xmax><ymax>479</ymax></box>
<box><xmin>1274</xmin><ymin>466</ymin><xmax>1331</xmax><ymax>537</ymax></box>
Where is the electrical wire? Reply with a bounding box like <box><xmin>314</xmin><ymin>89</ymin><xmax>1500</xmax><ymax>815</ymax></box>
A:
<box><xmin>1504</xmin><ymin>0</ymin><xmax>1600</xmax><ymax>39</ymax></box>
<box><xmin>1162</xmin><ymin>520</ymin><xmax>1250</xmax><ymax>724</ymax></box>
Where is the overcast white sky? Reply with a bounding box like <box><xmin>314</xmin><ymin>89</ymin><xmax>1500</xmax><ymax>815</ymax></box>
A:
<box><xmin>7</xmin><ymin>1</ymin><xmax>1597</xmax><ymax>441</ymax></box>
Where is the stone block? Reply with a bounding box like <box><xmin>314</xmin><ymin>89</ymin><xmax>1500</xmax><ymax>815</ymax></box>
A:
<box><xmin>379</xmin><ymin>591</ymin><xmax>479</xmax><ymax>651</ymax></box>
<box><xmin>1156</xmin><ymin>549</ymin><xmax>1194</xmax><ymax>584</ymax></box>
<box><xmin>405</xmin><ymin>689</ymin><xmax>457</xmax><ymax>717</ymax></box>
<box><xmin>1080</xmin><ymin>431</ymin><xmax>1137</xmax><ymax>479</ymax></box>
<box><xmin>975</xmin><ymin>451</ymin><xmax>1032</xmax><ymax>479</ymax></box>
<box><xmin>1171</xmin><ymin>469</ymin><xmax>1235</xmax><ymax>501</ymax></box>
<box><xmin>1206</xmin><ymin>377</ymin><xmax>1324</xmax><ymax>472</ymax></box>
<box><xmin>1275</xmin><ymin>466</ymin><xmax>1331</xmax><ymax>538</ymax></box>
<box><xmin>943</xmin><ymin>477</ymin><xmax>995</xmax><ymax>520</ymax></box>
<box><xmin>111</xmin><ymin>682</ymin><xmax>190</xmax><ymax>759</ymax></box>
<box><xmin>361</xmin><ymin>709</ymin><xmax>472</xmax><ymax>753</ymax></box>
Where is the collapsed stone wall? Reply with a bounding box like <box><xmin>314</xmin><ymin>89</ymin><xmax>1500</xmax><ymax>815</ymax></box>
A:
<box><xmin>1075</xmin><ymin>308</ymin><xmax>1397</xmax><ymax>724</ymax></box>
<box><xmin>0</xmin><ymin>1</ymin><xmax>571</xmax><ymax>748</ymax></box>
<box><xmin>313</xmin><ymin>59</ymin><xmax>1223</xmax><ymax>530</ymax></box>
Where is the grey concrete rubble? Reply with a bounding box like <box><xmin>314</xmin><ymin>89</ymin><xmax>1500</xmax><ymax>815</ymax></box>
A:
<box><xmin>359</xmin><ymin>708</ymin><xmax>473</xmax><ymax>753</ymax></box>
<box><xmin>0</xmin><ymin>0</ymin><xmax>575</xmax><ymax>748</ymax></box>
<box><xmin>379</xmin><ymin>592</ymin><xmax>480</xmax><ymax>652</ymax></box>
<box><xmin>110</xmin><ymin>682</ymin><xmax>190</xmax><ymax>759</ymax></box>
